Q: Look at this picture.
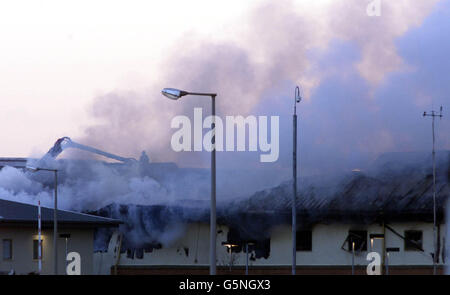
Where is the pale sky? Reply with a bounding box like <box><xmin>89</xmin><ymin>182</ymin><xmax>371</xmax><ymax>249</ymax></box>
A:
<box><xmin>0</xmin><ymin>0</ymin><xmax>260</xmax><ymax>156</ymax></box>
<box><xmin>0</xmin><ymin>0</ymin><xmax>448</xmax><ymax>168</ymax></box>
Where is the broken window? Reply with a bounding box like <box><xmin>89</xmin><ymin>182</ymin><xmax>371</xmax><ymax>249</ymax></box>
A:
<box><xmin>252</xmin><ymin>239</ymin><xmax>271</xmax><ymax>260</ymax></box>
<box><xmin>296</xmin><ymin>230</ymin><xmax>312</xmax><ymax>251</ymax></box>
<box><xmin>226</xmin><ymin>227</ymin><xmax>271</xmax><ymax>259</ymax></box>
<box><xmin>347</xmin><ymin>230</ymin><xmax>367</xmax><ymax>252</ymax></box>
<box><xmin>404</xmin><ymin>230</ymin><xmax>423</xmax><ymax>251</ymax></box>
<box><xmin>3</xmin><ymin>239</ymin><xmax>12</xmax><ymax>260</ymax></box>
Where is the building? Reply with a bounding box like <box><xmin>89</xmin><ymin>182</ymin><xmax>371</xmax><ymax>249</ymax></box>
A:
<box><xmin>94</xmin><ymin>152</ymin><xmax>450</xmax><ymax>274</ymax></box>
<box><xmin>94</xmin><ymin>209</ymin><xmax>447</xmax><ymax>275</ymax></box>
<box><xmin>0</xmin><ymin>199</ymin><xmax>121</xmax><ymax>275</ymax></box>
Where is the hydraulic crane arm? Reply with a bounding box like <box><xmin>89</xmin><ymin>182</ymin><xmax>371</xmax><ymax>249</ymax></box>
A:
<box><xmin>45</xmin><ymin>137</ymin><xmax>136</xmax><ymax>163</ymax></box>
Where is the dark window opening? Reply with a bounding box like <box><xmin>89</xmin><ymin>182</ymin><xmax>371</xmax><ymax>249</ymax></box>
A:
<box><xmin>226</xmin><ymin>228</ymin><xmax>243</xmax><ymax>253</ymax></box>
<box><xmin>33</xmin><ymin>239</ymin><xmax>42</xmax><ymax>260</ymax></box>
<box><xmin>254</xmin><ymin>239</ymin><xmax>270</xmax><ymax>259</ymax></box>
<box><xmin>3</xmin><ymin>239</ymin><xmax>12</xmax><ymax>260</ymax></box>
<box><xmin>404</xmin><ymin>230</ymin><xmax>423</xmax><ymax>251</ymax></box>
<box><xmin>135</xmin><ymin>248</ymin><xmax>144</xmax><ymax>259</ymax></box>
<box><xmin>296</xmin><ymin>230</ymin><xmax>312</xmax><ymax>251</ymax></box>
<box><xmin>226</xmin><ymin>228</ymin><xmax>271</xmax><ymax>259</ymax></box>
<box><xmin>347</xmin><ymin>230</ymin><xmax>367</xmax><ymax>252</ymax></box>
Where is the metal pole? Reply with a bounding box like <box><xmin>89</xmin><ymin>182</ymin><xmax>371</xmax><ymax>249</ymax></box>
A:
<box><xmin>38</xmin><ymin>200</ymin><xmax>42</xmax><ymax>274</ymax></box>
<box><xmin>65</xmin><ymin>238</ymin><xmax>68</xmax><ymax>273</ymax></box>
<box><xmin>292</xmin><ymin>86</ymin><xmax>300</xmax><ymax>275</ymax></box>
<box><xmin>385</xmin><ymin>254</ymin><xmax>388</xmax><ymax>275</ymax></box>
<box><xmin>229</xmin><ymin>247</ymin><xmax>232</xmax><ymax>272</ymax></box>
<box><xmin>54</xmin><ymin>170</ymin><xmax>58</xmax><ymax>275</ymax></box>
<box><xmin>432</xmin><ymin>114</ymin><xmax>437</xmax><ymax>275</ymax></box>
<box><xmin>210</xmin><ymin>95</ymin><xmax>217</xmax><ymax>275</ymax></box>
<box><xmin>352</xmin><ymin>242</ymin><xmax>355</xmax><ymax>275</ymax></box>
<box><xmin>423</xmin><ymin>107</ymin><xmax>443</xmax><ymax>275</ymax></box>
<box><xmin>292</xmin><ymin>113</ymin><xmax>297</xmax><ymax>275</ymax></box>
<box><xmin>246</xmin><ymin>243</ymin><xmax>249</xmax><ymax>275</ymax></box>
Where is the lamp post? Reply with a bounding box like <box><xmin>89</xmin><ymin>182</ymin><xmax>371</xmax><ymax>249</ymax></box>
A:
<box><xmin>423</xmin><ymin>106</ymin><xmax>443</xmax><ymax>275</ymax></box>
<box><xmin>26</xmin><ymin>166</ymin><xmax>58</xmax><ymax>275</ymax></box>
<box><xmin>292</xmin><ymin>86</ymin><xmax>301</xmax><ymax>275</ymax></box>
<box><xmin>351</xmin><ymin>242</ymin><xmax>355</xmax><ymax>275</ymax></box>
<box><xmin>222</xmin><ymin>242</ymin><xmax>238</xmax><ymax>272</ymax></box>
<box><xmin>162</xmin><ymin>88</ymin><xmax>217</xmax><ymax>275</ymax></box>
<box><xmin>385</xmin><ymin>247</ymin><xmax>400</xmax><ymax>275</ymax></box>
<box><xmin>245</xmin><ymin>241</ymin><xmax>255</xmax><ymax>275</ymax></box>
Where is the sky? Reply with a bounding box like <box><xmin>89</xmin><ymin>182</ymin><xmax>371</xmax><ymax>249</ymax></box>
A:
<box><xmin>1</xmin><ymin>0</ymin><xmax>449</xmax><ymax>180</ymax></box>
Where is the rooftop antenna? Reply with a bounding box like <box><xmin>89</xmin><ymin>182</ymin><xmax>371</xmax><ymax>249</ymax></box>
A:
<box><xmin>423</xmin><ymin>105</ymin><xmax>443</xmax><ymax>275</ymax></box>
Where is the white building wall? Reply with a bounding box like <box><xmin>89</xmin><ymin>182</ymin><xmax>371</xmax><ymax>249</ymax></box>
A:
<box><xmin>0</xmin><ymin>227</ymin><xmax>94</xmax><ymax>275</ymax></box>
<box><xmin>98</xmin><ymin>221</ymin><xmax>445</xmax><ymax>270</ymax></box>
<box><xmin>270</xmin><ymin>223</ymin><xmax>442</xmax><ymax>266</ymax></box>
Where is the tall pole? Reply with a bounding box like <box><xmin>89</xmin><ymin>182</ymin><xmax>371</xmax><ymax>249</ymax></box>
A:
<box><xmin>432</xmin><ymin>114</ymin><xmax>436</xmax><ymax>275</ymax></box>
<box><xmin>423</xmin><ymin>107</ymin><xmax>443</xmax><ymax>275</ymax></box>
<box><xmin>161</xmin><ymin>88</ymin><xmax>217</xmax><ymax>275</ymax></box>
<box><xmin>352</xmin><ymin>242</ymin><xmax>355</xmax><ymax>275</ymax></box>
<box><xmin>38</xmin><ymin>200</ymin><xmax>42</xmax><ymax>274</ymax></box>
<box><xmin>54</xmin><ymin>170</ymin><xmax>58</xmax><ymax>275</ymax></box>
<box><xmin>210</xmin><ymin>95</ymin><xmax>217</xmax><ymax>275</ymax></box>
<box><xmin>246</xmin><ymin>243</ymin><xmax>249</xmax><ymax>275</ymax></box>
<box><xmin>292</xmin><ymin>86</ymin><xmax>301</xmax><ymax>275</ymax></box>
<box><xmin>385</xmin><ymin>252</ymin><xmax>389</xmax><ymax>275</ymax></box>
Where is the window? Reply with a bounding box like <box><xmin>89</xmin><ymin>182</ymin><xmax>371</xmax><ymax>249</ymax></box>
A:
<box><xmin>33</xmin><ymin>239</ymin><xmax>43</xmax><ymax>260</ymax></box>
<box><xmin>296</xmin><ymin>230</ymin><xmax>312</xmax><ymax>251</ymax></box>
<box><xmin>347</xmin><ymin>230</ymin><xmax>367</xmax><ymax>251</ymax></box>
<box><xmin>404</xmin><ymin>230</ymin><xmax>422</xmax><ymax>251</ymax></box>
<box><xmin>2</xmin><ymin>239</ymin><xmax>12</xmax><ymax>260</ymax></box>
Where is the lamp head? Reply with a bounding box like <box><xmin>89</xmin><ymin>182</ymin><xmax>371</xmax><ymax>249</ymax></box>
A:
<box><xmin>295</xmin><ymin>86</ymin><xmax>301</xmax><ymax>103</ymax></box>
<box><xmin>221</xmin><ymin>241</ymin><xmax>238</xmax><ymax>248</ymax></box>
<box><xmin>161</xmin><ymin>88</ymin><xmax>188</xmax><ymax>100</ymax></box>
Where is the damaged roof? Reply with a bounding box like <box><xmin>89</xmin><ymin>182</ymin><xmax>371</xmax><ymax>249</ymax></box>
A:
<box><xmin>225</xmin><ymin>151</ymin><xmax>450</xmax><ymax>225</ymax></box>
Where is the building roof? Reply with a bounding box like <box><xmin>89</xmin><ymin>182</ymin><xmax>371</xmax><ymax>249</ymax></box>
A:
<box><xmin>0</xmin><ymin>199</ymin><xmax>121</xmax><ymax>228</ymax></box>
<box><xmin>224</xmin><ymin>151</ymin><xmax>450</xmax><ymax>226</ymax></box>
<box><xmin>0</xmin><ymin>157</ymin><xmax>27</xmax><ymax>169</ymax></box>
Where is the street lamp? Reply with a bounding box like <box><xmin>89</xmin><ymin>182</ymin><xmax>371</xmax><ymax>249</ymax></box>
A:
<box><xmin>161</xmin><ymin>87</ymin><xmax>218</xmax><ymax>275</ymax></box>
<box><xmin>27</xmin><ymin>166</ymin><xmax>59</xmax><ymax>275</ymax></box>
<box><xmin>369</xmin><ymin>233</ymin><xmax>384</xmax><ymax>251</ymax></box>
<box><xmin>222</xmin><ymin>242</ymin><xmax>238</xmax><ymax>272</ymax></box>
<box><xmin>292</xmin><ymin>86</ymin><xmax>301</xmax><ymax>275</ymax></box>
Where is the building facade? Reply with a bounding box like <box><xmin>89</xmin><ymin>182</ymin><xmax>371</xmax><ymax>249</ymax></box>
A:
<box><xmin>0</xmin><ymin>199</ymin><xmax>121</xmax><ymax>275</ymax></box>
<box><xmin>94</xmin><ymin>220</ymin><xmax>445</xmax><ymax>275</ymax></box>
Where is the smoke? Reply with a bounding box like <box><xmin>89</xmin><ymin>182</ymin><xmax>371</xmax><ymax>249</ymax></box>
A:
<box><xmin>1</xmin><ymin>0</ymin><xmax>450</xmax><ymax>250</ymax></box>
<box><xmin>0</xmin><ymin>166</ymin><xmax>52</xmax><ymax>206</ymax></box>
<box><xmin>0</xmin><ymin>157</ymin><xmax>212</xmax><ymax>248</ymax></box>
<box><xmin>78</xmin><ymin>0</ymin><xmax>447</xmax><ymax>175</ymax></box>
